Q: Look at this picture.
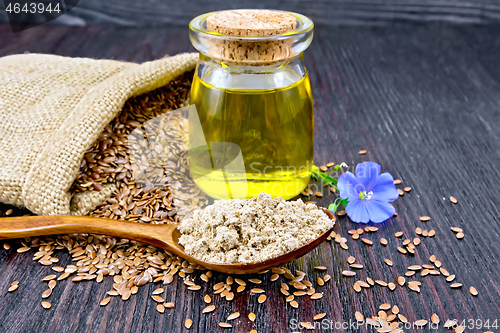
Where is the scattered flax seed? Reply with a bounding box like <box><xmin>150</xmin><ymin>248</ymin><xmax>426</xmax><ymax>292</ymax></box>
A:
<box><xmin>320</xmin><ymin>166</ymin><xmax>327</xmax><ymax>172</ymax></box>
<box><xmin>165</xmin><ymin>302</ymin><xmax>175</xmax><ymax>308</ymax></box>
<box><xmin>347</xmin><ymin>256</ymin><xmax>356</xmax><ymax>264</ymax></box>
<box><xmin>358</xmin><ymin>150</ymin><xmax>367</xmax><ymax>155</ymax></box>
<box><xmin>456</xmin><ymin>232</ymin><xmax>465</xmax><ymax>239</ymax></box>
<box><xmin>397</xmin><ymin>276</ymin><xmax>405</xmax><ymax>286</ymax></box>
<box><xmin>408</xmin><ymin>281</ymin><xmax>421</xmax><ymax>292</ymax></box>
<box><xmin>392</xmin><ymin>306</ymin><xmax>399</xmax><ymax>314</ymax></box>
<box><xmin>350</xmin><ymin>264</ymin><xmax>363</xmax><ymax>269</ymax></box>
<box><xmin>429</xmin><ymin>255</ymin><xmax>437</xmax><ymax>262</ymax></box>
<box><xmin>416</xmin><ymin>227</ymin><xmax>423</xmax><ymax>235</ymax></box>
<box><xmin>446</xmin><ymin>275</ymin><xmax>456</xmax><ymax>282</ymax></box>
<box><xmin>42</xmin><ymin>275</ymin><xmax>56</xmax><ymax>281</ymax></box>
<box><xmin>41</xmin><ymin>301</ymin><xmax>51</xmax><ymax>309</ymax></box>
<box><xmin>249</xmin><ymin>279</ymin><xmax>262</xmax><ymax>284</ymax></box>
<box><xmin>353</xmin><ymin>282</ymin><xmax>362</xmax><ymax>293</ymax></box>
<box><xmin>237</xmin><ymin>286</ymin><xmax>245</xmax><ymax>293</ymax></box>
<box><xmin>366</xmin><ymin>277</ymin><xmax>374</xmax><ymax>286</ymax></box>
<box><xmin>398</xmin><ymin>189</ymin><xmax>404</xmax><ymax>196</ymax></box>
<box><xmin>290</xmin><ymin>300</ymin><xmax>298</xmax><ymax>308</ymax></box>
<box><xmin>420</xmin><ymin>216</ymin><xmax>431</xmax><ymax>222</ymax></box>
<box><xmin>469</xmin><ymin>286</ymin><xmax>478</xmax><ymax>295</ymax></box>
<box><xmin>397</xmin><ymin>247</ymin><xmax>407</xmax><ymax>254</ymax></box>
<box><xmin>203</xmin><ymin>295</ymin><xmax>211</xmax><ymax>303</ymax></box>
<box><xmin>434</xmin><ymin>260</ymin><xmax>442</xmax><ymax>268</ymax></box>
<box><xmin>3</xmin><ymin>243</ymin><xmax>10</xmax><ymax>250</ymax></box>
<box><xmin>337</xmin><ymin>210</ymin><xmax>346</xmax><ymax>217</ymax></box>
<box><xmin>152</xmin><ymin>288</ymin><xmax>164</xmax><ymax>295</ymax></box>
<box><xmin>8</xmin><ymin>284</ymin><xmax>18</xmax><ymax>292</ymax></box>
<box><xmin>361</xmin><ymin>238</ymin><xmax>373</xmax><ymax>245</ymax></box>
<box><xmin>235</xmin><ymin>278</ymin><xmax>246</xmax><ymax>285</ymax></box>
<box><xmin>405</xmin><ymin>271</ymin><xmax>415</xmax><ymax>277</ymax></box>
<box><xmin>385</xmin><ymin>259</ymin><xmax>393</xmax><ymax>266</ymax></box>
<box><xmin>404</xmin><ymin>187</ymin><xmax>412</xmax><ymax>192</ymax></box>
<box><xmin>398</xmin><ymin>314</ymin><xmax>408</xmax><ymax>323</ymax></box>
<box><xmin>248</xmin><ymin>313</ymin><xmax>256</xmax><ymax>321</ymax></box>
<box><xmin>270</xmin><ymin>274</ymin><xmax>279</xmax><ymax>281</ymax></box>
<box><xmin>310</xmin><ymin>293</ymin><xmax>323</xmax><ymax>300</ymax></box>
<box><xmin>394</xmin><ymin>179</ymin><xmax>402</xmax><ymax>185</ymax></box>
<box><xmin>258</xmin><ymin>295</ymin><xmax>267</xmax><ymax>303</ymax></box>
<box><xmin>375</xmin><ymin>280</ymin><xmax>388</xmax><ymax>287</ymax></box>
<box><xmin>156</xmin><ymin>304</ymin><xmax>165</xmax><ymax>313</ymax></box>
<box><xmin>185</xmin><ymin>319</ymin><xmax>193</xmax><ymax>329</ymax></box>
<box><xmin>152</xmin><ymin>295</ymin><xmax>165</xmax><ymax>303</ymax></box>
<box><xmin>408</xmin><ymin>265</ymin><xmax>422</xmax><ymax>271</ymax></box>
<box><xmin>440</xmin><ymin>268</ymin><xmax>450</xmax><ymax>276</ymax></box>
<box><xmin>380</xmin><ymin>303</ymin><xmax>391</xmax><ymax>310</ymax></box>
<box><xmin>450</xmin><ymin>196</ymin><xmax>458</xmax><ymax>204</ymax></box>
<box><xmin>203</xmin><ymin>305</ymin><xmax>215</xmax><ymax>313</ymax></box>
<box><xmin>428</xmin><ymin>229</ymin><xmax>436</xmax><ymax>237</ymax></box>
<box><xmin>251</xmin><ymin>288</ymin><xmax>265</xmax><ymax>293</ymax></box>
<box><xmin>42</xmin><ymin>289</ymin><xmax>52</xmax><ymax>298</ymax></box>
<box><xmin>342</xmin><ymin>271</ymin><xmax>356</xmax><ymax>277</ymax></box>
<box><xmin>355</xmin><ymin>311</ymin><xmax>364</xmax><ymax>322</ymax></box>
<box><xmin>100</xmin><ymin>298</ymin><xmax>110</xmax><ymax>306</ymax></box>
<box><xmin>17</xmin><ymin>247</ymin><xmax>30</xmax><ymax>253</ymax></box>
<box><xmin>413</xmin><ymin>238</ymin><xmax>421</xmax><ymax>245</ymax></box>
<box><xmin>314</xmin><ymin>313</ymin><xmax>326</xmax><ymax>320</ymax></box>
<box><xmin>415</xmin><ymin>319</ymin><xmax>428</xmax><ymax>327</ymax></box>
<box><xmin>326</xmin><ymin>162</ymin><xmax>334</xmax><ymax>168</ymax></box>
<box><xmin>388</xmin><ymin>282</ymin><xmax>396</xmax><ymax>290</ymax></box>
<box><xmin>317</xmin><ymin>277</ymin><xmax>324</xmax><ymax>286</ymax></box>
<box><xmin>315</xmin><ymin>192</ymin><xmax>323</xmax><ymax>198</ymax></box>
<box><xmin>455</xmin><ymin>326</ymin><xmax>465</xmax><ymax>333</ymax></box>
<box><xmin>431</xmin><ymin>313</ymin><xmax>440</xmax><ymax>324</ymax></box>
<box><xmin>451</xmin><ymin>227</ymin><xmax>463</xmax><ymax>233</ymax></box>
<box><xmin>227</xmin><ymin>312</ymin><xmax>240</xmax><ymax>320</ymax></box>
<box><xmin>357</xmin><ymin>281</ymin><xmax>370</xmax><ymax>288</ymax></box>
<box><xmin>395</xmin><ymin>231</ymin><xmax>403</xmax><ymax>238</ymax></box>
<box><xmin>314</xmin><ymin>266</ymin><xmax>327</xmax><ymax>270</ymax></box>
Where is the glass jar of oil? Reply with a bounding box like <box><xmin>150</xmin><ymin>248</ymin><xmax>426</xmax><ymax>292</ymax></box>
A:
<box><xmin>188</xmin><ymin>10</ymin><xmax>314</xmax><ymax>200</ymax></box>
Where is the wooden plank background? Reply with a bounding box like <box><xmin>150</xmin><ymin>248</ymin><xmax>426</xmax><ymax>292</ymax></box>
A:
<box><xmin>0</xmin><ymin>21</ymin><xmax>500</xmax><ymax>332</ymax></box>
<box><xmin>2</xmin><ymin>0</ymin><xmax>500</xmax><ymax>26</ymax></box>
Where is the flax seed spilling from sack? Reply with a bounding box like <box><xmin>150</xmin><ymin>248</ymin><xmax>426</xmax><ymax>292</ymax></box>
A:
<box><xmin>178</xmin><ymin>192</ymin><xmax>334</xmax><ymax>264</ymax></box>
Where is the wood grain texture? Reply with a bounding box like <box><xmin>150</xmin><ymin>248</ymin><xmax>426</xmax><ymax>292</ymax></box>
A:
<box><xmin>0</xmin><ymin>22</ymin><xmax>500</xmax><ymax>332</ymax></box>
<box><xmin>2</xmin><ymin>0</ymin><xmax>500</xmax><ymax>26</ymax></box>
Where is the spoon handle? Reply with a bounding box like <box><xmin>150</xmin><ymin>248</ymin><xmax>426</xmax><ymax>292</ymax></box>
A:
<box><xmin>0</xmin><ymin>215</ymin><xmax>172</xmax><ymax>249</ymax></box>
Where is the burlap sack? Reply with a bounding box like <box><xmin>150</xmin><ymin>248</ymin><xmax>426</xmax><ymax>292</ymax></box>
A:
<box><xmin>0</xmin><ymin>52</ymin><xmax>198</xmax><ymax>216</ymax></box>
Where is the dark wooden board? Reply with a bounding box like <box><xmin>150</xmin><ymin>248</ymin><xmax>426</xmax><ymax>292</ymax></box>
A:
<box><xmin>0</xmin><ymin>22</ymin><xmax>499</xmax><ymax>332</ymax></box>
<box><xmin>3</xmin><ymin>0</ymin><xmax>500</xmax><ymax>27</ymax></box>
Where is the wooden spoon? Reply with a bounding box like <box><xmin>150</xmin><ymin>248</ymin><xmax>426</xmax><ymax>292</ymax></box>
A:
<box><xmin>0</xmin><ymin>209</ymin><xmax>335</xmax><ymax>274</ymax></box>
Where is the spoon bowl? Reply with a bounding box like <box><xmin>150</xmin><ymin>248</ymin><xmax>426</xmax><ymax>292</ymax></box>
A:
<box><xmin>0</xmin><ymin>209</ymin><xmax>335</xmax><ymax>274</ymax></box>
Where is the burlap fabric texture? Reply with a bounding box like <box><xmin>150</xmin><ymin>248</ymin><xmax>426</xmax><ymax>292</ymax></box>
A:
<box><xmin>0</xmin><ymin>52</ymin><xmax>198</xmax><ymax>216</ymax></box>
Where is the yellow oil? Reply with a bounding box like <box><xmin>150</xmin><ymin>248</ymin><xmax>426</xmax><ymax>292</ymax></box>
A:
<box><xmin>189</xmin><ymin>72</ymin><xmax>314</xmax><ymax>200</ymax></box>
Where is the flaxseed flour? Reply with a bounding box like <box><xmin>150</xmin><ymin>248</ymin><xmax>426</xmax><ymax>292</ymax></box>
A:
<box><xmin>178</xmin><ymin>192</ymin><xmax>334</xmax><ymax>264</ymax></box>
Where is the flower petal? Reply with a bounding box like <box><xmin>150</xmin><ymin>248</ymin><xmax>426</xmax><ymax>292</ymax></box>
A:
<box><xmin>345</xmin><ymin>198</ymin><xmax>370</xmax><ymax>223</ymax></box>
<box><xmin>371</xmin><ymin>172</ymin><xmax>399</xmax><ymax>202</ymax></box>
<box><xmin>355</xmin><ymin>162</ymin><xmax>381</xmax><ymax>192</ymax></box>
<box><xmin>337</xmin><ymin>171</ymin><xmax>360</xmax><ymax>200</ymax></box>
<box><xmin>365</xmin><ymin>199</ymin><xmax>395</xmax><ymax>223</ymax></box>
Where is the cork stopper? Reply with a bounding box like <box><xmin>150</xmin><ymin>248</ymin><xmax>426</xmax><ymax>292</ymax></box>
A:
<box><xmin>206</xmin><ymin>9</ymin><xmax>298</xmax><ymax>65</ymax></box>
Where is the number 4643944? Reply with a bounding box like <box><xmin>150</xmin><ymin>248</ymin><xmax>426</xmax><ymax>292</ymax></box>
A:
<box><xmin>5</xmin><ymin>2</ymin><xmax>61</xmax><ymax>14</ymax></box>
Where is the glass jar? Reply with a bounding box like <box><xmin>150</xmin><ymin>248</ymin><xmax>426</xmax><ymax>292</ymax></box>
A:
<box><xmin>188</xmin><ymin>10</ymin><xmax>314</xmax><ymax>200</ymax></box>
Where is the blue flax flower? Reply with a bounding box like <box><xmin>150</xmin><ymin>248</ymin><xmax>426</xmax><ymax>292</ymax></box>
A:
<box><xmin>337</xmin><ymin>161</ymin><xmax>398</xmax><ymax>223</ymax></box>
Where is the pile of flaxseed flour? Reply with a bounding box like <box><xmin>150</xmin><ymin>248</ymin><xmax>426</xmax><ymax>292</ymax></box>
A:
<box><xmin>178</xmin><ymin>192</ymin><xmax>334</xmax><ymax>264</ymax></box>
